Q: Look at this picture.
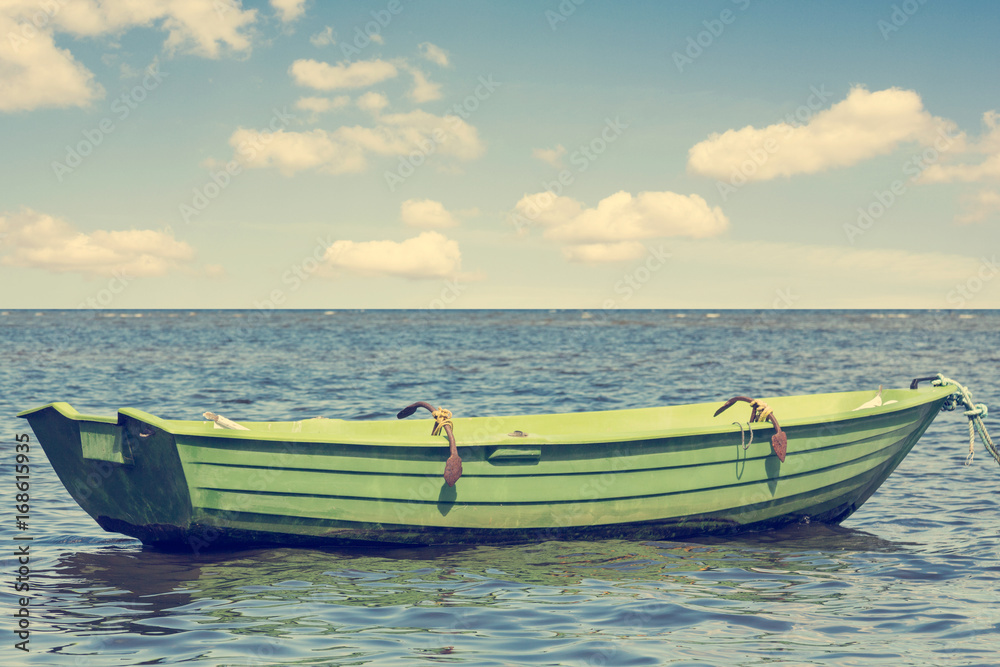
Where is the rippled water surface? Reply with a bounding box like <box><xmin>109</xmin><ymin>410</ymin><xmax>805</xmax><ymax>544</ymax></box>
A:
<box><xmin>2</xmin><ymin>310</ymin><xmax>998</xmax><ymax>666</ymax></box>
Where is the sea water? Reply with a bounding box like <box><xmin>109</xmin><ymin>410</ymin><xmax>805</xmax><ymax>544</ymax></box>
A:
<box><xmin>1</xmin><ymin>310</ymin><xmax>997</xmax><ymax>666</ymax></box>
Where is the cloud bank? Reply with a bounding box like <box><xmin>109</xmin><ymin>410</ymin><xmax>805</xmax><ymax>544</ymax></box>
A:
<box><xmin>0</xmin><ymin>208</ymin><xmax>194</xmax><ymax>277</ymax></box>
<box><xmin>688</xmin><ymin>87</ymin><xmax>961</xmax><ymax>181</ymax></box>
<box><xmin>514</xmin><ymin>190</ymin><xmax>727</xmax><ymax>262</ymax></box>
<box><xmin>324</xmin><ymin>231</ymin><xmax>460</xmax><ymax>279</ymax></box>
<box><xmin>0</xmin><ymin>0</ymin><xmax>258</xmax><ymax>111</ymax></box>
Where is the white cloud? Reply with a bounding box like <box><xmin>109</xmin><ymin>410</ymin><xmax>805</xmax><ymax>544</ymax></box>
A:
<box><xmin>157</xmin><ymin>1</ymin><xmax>257</xmax><ymax>57</ymax></box>
<box><xmin>230</xmin><ymin>127</ymin><xmax>362</xmax><ymax>175</ymax></box>
<box><xmin>0</xmin><ymin>13</ymin><xmax>104</xmax><ymax>112</ymax></box>
<box><xmin>324</xmin><ymin>231</ymin><xmax>460</xmax><ymax>279</ymax></box>
<box><xmin>118</xmin><ymin>61</ymin><xmax>140</xmax><ymax>79</ymax></box>
<box><xmin>7</xmin><ymin>1</ymin><xmax>259</xmax><ymax>53</ymax></box>
<box><xmin>229</xmin><ymin>109</ymin><xmax>484</xmax><ymax>175</ymax></box>
<box><xmin>923</xmin><ymin>154</ymin><xmax>1000</xmax><ymax>184</ymax></box>
<box><xmin>920</xmin><ymin>111</ymin><xmax>1000</xmax><ymax>184</ymax></box>
<box><xmin>271</xmin><ymin>0</ymin><xmax>307</xmax><ymax>23</ymax></box>
<box><xmin>515</xmin><ymin>190</ymin><xmax>728</xmax><ymax>244</ymax></box>
<box><xmin>688</xmin><ymin>86</ymin><xmax>962</xmax><ymax>181</ymax></box>
<box><xmin>562</xmin><ymin>242</ymin><xmax>647</xmax><ymax>264</ymax></box>
<box><xmin>515</xmin><ymin>192</ymin><xmax>585</xmax><ymax>227</ymax></box>
<box><xmin>0</xmin><ymin>208</ymin><xmax>194</xmax><ymax>277</ymax></box>
<box><xmin>407</xmin><ymin>68</ymin><xmax>442</xmax><ymax>103</ymax></box>
<box><xmin>973</xmin><ymin>110</ymin><xmax>1000</xmax><ymax>153</ymax></box>
<box><xmin>309</xmin><ymin>25</ymin><xmax>335</xmax><ymax>47</ymax></box>
<box><xmin>532</xmin><ymin>144</ymin><xmax>566</xmax><ymax>168</ymax></box>
<box><xmin>909</xmin><ymin>109</ymin><xmax>1000</xmax><ymax>223</ymax></box>
<box><xmin>356</xmin><ymin>91</ymin><xmax>389</xmax><ymax>113</ymax></box>
<box><xmin>400</xmin><ymin>199</ymin><xmax>459</xmax><ymax>229</ymax></box>
<box><xmin>956</xmin><ymin>189</ymin><xmax>1000</xmax><ymax>224</ymax></box>
<box><xmin>418</xmin><ymin>42</ymin><xmax>450</xmax><ymax>67</ymax></box>
<box><xmin>289</xmin><ymin>58</ymin><xmax>398</xmax><ymax>90</ymax></box>
<box><xmin>0</xmin><ymin>0</ymin><xmax>258</xmax><ymax>112</ymax></box>
<box><xmin>50</xmin><ymin>0</ymin><xmax>258</xmax><ymax>58</ymax></box>
<box><xmin>294</xmin><ymin>95</ymin><xmax>349</xmax><ymax>113</ymax></box>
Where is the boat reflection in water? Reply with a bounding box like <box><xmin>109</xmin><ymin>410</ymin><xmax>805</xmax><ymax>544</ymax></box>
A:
<box><xmin>46</xmin><ymin>524</ymin><xmax>912</xmax><ymax>649</ymax></box>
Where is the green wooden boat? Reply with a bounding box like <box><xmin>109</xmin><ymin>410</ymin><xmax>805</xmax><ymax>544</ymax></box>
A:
<box><xmin>17</xmin><ymin>376</ymin><xmax>995</xmax><ymax>550</ymax></box>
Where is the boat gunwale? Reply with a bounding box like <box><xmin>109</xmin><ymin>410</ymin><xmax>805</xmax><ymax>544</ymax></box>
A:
<box><xmin>17</xmin><ymin>384</ymin><xmax>955</xmax><ymax>448</ymax></box>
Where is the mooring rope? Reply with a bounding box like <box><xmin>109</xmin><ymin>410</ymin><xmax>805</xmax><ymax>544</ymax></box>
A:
<box><xmin>431</xmin><ymin>407</ymin><xmax>453</xmax><ymax>436</ymax></box>
<box><xmin>749</xmin><ymin>399</ymin><xmax>773</xmax><ymax>423</ymax></box>
<box><xmin>714</xmin><ymin>395</ymin><xmax>788</xmax><ymax>461</ymax></box>
<box><xmin>397</xmin><ymin>402</ymin><xmax>463</xmax><ymax>486</ymax></box>
<box><xmin>933</xmin><ymin>375</ymin><xmax>999</xmax><ymax>467</ymax></box>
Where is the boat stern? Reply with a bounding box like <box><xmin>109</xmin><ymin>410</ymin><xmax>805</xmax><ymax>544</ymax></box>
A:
<box><xmin>18</xmin><ymin>403</ymin><xmax>194</xmax><ymax>544</ymax></box>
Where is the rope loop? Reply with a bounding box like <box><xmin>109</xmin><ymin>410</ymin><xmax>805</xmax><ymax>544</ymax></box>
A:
<box><xmin>431</xmin><ymin>407</ymin><xmax>453</xmax><ymax>436</ymax></box>
<box><xmin>750</xmin><ymin>399</ymin><xmax>773</xmax><ymax>423</ymax></box>
<box><xmin>732</xmin><ymin>421</ymin><xmax>753</xmax><ymax>450</ymax></box>
<box><xmin>396</xmin><ymin>401</ymin><xmax>462</xmax><ymax>485</ymax></box>
<box><xmin>933</xmin><ymin>374</ymin><xmax>998</xmax><ymax>468</ymax></box>
<box><xmin>713</xmin><ymin>395</ymin><xmax>785</xmax><ymax>461</ymax></box>
<box><xmin>965</xmin><ymin>403</ymin><xmax>988</xmax><ymax>419</ymax></box>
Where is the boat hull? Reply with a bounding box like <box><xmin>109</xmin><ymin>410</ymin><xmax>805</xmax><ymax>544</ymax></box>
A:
<box><xmin>20</xmin><ymin>385</ymin><xmax>955</xmax><ymax>549</ymax></box>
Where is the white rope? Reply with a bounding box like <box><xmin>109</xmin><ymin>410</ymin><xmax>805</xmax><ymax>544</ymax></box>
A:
<box><xmin>933</xmin><ymin>375</ymin><xmax>998</xmax><ymax>467</ymax></box>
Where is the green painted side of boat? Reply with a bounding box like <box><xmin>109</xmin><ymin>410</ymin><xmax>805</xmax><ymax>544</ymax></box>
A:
<box><xmin>18</xmin><ymin>383</ymin><xmax>957</xmax><ymax>548</ymax></box>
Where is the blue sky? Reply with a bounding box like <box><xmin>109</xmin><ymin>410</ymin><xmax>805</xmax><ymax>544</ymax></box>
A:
<box><xmin>1</xmin><ymin>0</ymin><xmax>998</xmax><ymax>309</ymax></box>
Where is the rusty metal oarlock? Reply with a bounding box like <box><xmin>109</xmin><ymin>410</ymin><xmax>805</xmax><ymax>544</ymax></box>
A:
<box><xmin>397</xmin><ymin>401</ymin><xmax>463</xmax><ymax>486</ymax></box>
<box><xmin>714</xmin><ymin>396</ymin><xmax>788</xmax><ymax>462</ymax></box>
